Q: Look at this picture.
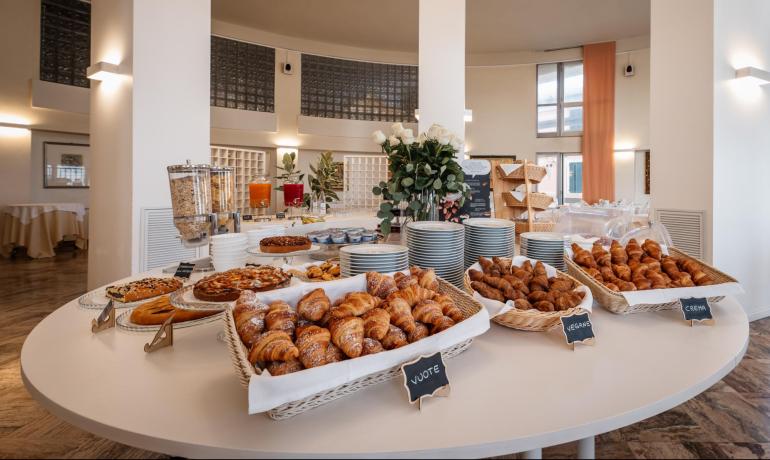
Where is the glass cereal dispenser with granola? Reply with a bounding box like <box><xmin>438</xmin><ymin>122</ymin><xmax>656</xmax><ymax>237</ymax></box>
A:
<box><xmin>167</xmin><ymin>162</ymin><xmax>213</xmax><ymax>247</ymax></box>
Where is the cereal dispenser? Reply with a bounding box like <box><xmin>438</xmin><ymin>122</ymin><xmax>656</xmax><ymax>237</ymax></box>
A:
<box><xmin>210</xmin><ymin>166</ymin><xmax>241</xmax><ymax>234</ymax></box>
<box><xmin>167</xmin><ymin>162</ymin><xmax>214</xmax><ymax>248</ymax></box>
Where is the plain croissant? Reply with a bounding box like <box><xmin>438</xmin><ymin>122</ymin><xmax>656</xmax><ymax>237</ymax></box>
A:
<box><xmin>331</xmin><ymin>292</ymin><xmax>381</xmax><ymax>318</ymax></box>
<box><xmin>361</xmin><ymin>307</ymin><xmax>390</xmax><ymax>341</ymax></box>
<box><xmin>296</xmin><ymin>325</ymin><xmax>331</xmax><ymax>369</ymax></box>
<box><xmin>329</xmin><ymin>316</ymin><xmax>364</xmax><ymax>358</ymax></box>
<box><xmin>265</xmin><ymin>301</ymin><xmax>297</xmax><ymax>338</ymax></box>
<box><xmin>296</xmin><ymin>288</ymin><xmax>331</xmax><ymax>322</ymax></box>
<box><xmin>366</xmin><ymin>272</ymin><xmax>398</xmax><ymax>299</ymax></box>
<box><xmin>249</xmin><ymin>330</ymin><xmax>299</xmax><ymax>364</ymax></box>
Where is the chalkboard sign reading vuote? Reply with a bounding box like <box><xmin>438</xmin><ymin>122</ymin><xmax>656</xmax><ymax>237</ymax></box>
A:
<box><xmin>680</xmin><ymin>297</ymin><xmax>715</xmax><ymax>326</ymax></box>
<box><xmin>401</xmin><ymin>352</ymin><xmax>451</xmax><ymax>410</ymax></box>
<box><xmin>560</xmin><ymin>311</ymin><xmax>596</xmax><ymax>349</ymax></box>
<box><xmin>173</xmin><ymin>262</ymin><xmax>196</xmax><ymax>280</ymax></box>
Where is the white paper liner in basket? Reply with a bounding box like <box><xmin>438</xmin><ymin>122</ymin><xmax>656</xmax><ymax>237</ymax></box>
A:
<box><xmin>467</xmin><ymin>256</ymin><xmax>593</xmax><ymax>318</ymax></box>
<box><xmin>566</xmin><ymin>243</ymin><xmax>744</xmax><ymax>307</ymax></box>
<box><xmin>245</xmin><ymin>273</ymin><xmax>490</xmax><ymax>415</ymax></box>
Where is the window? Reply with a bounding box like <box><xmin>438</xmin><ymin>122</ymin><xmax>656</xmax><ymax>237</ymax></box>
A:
<box><xmin>536</xmin><ymin>153</ymin><xmax>583</xmax><ymax>204</ymax></box>
<box><xmin>40</xmin><ymin>0</ymin><xmax>91</xmax><ymax>88</ymax></box>
<box><xmin>210</xmin><ymin>36</ymin><xmax>275</xmax><ymax>112</ymax></box>
<box><xmin>301</xmin><ymin>54</ymin><xmax>418</xmax><ymax>122</ymax></box>
<box><xmin>536</xmin><ymin>61</ymin><xmax>583</xmax><ymax>136</ymax></box>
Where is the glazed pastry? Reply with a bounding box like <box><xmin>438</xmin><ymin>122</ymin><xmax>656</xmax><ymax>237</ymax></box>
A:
<box><xmin>612</xmin><ymin>264</ymin><xmax>632</xmax><ymax>282</ymax></box>
<box><xmin>431</xmin><ymin>316</ymin><xmax>455</xmax><ymax>334</ymax></box>
<box><xmin>407</xmin><ymin>322</ymin><xmax>430</xmax><ymax>343</ymax></box>
<box><xmin>412</xmin><ymin>300</ymin><xmax>446</xmax><ymax>326</ymax></box>
<box><xmin>533</xmin><ymin>300</ymin><xmax>555</xmax><ymax>312</ymax></box>
<box><xmin>329</xmin><ymin>316</ymin><xmax>364</xmax><ymax>358</ymax></box>
<box><xmin>626</xmin><ymin>238</ymin><xmax>644</xmax><ymax>261</ymax></box>
<box><xmin>296</xmin><ymin>325</ymin><xmax>331</xmax><ymax>369</ymax></box>
<box><xmin>527</xmin><ymin>290</ymin><xmax>551</xmax><ymax>303</ymax></box>
<box><xmin>514</xmin><ymin>298</ymin><xmax>532</xmax><ymax>310</ymax></box>
<box><xmin>233</xmin><ymin>292</ymin><xmax>270</xmax><ymax>348</ymax></box>
<box><xmin>249</xmin><ymin>330</ymin><xmax>299</xmax><ymax>364</ymax></box>
<box><xmin>325</xmin><ymin>343</ymin><xmax>345</xmax><ymax>363</ymax></box>
<box><xmin>433</xmin><ymin>293</ymin><xmax>464</xmax><ymax>323</ymax></box>
<box><xmin>296</xmin><ymin>288</ymin><xmax>331</xmax><ymax>322</ymax></box>
<box><xmin>642</xmin><ymin>239</ymin><xmax>663</xmax><ymax>260</ymax></box>
<box><xmin>470</xmin><ymin>281</ymin><xmax>505</xmax><ymax>302</ymax></box>
<box><xmin>361</xmin><ymin>307</ymin><xmax>390</xmax><ymax>341</ymax></box>
<box><xmin>385</xmin><ymin>297</ymin><xmax>418</xmax><ymax>334</ymax></box>
<box><xmin>549</xmin><ymin>277</ymin><xmax>574</xmax><ymax>292</ymax></box>
<box><xmin>572</xmin><ymin>243</ymin><xmax>597</xmax><ymax>268</ymax></box>
<box><xmin>381</xmin><ymin>325</ymin><xmax>408</xmax><ymax>350</ymax></box>
<box><xmin>410</xmin><ymin>266</ymin><xmax>439</xmax><ymax>291</ymax></box>
<box><xmin>502</xmin><ymin>274</ymin><xmax>530</xmax><ymax>294</ymax></box>
<box><xmin>331</xmin><ymin>292</ymin><xmax>381</xmax><ymax>318</ymax></box>
<box><xmin>366</xmin><ymin>272</ymin><xmax>398</xmax><ymax>299</ymax></box>
<box><xmin>553</xmin><ymin>291</ymin><xmax>583</xmax><ymax>310</ymax></box>
<box><xmin>394</xmin><ymin>272</ymin><xmax>418</xmax><ymax>290</ymax></box>
<box><xmin>361</xmin><ymin>338</ymin><xmax>385</xmax><ymax>356</ymax></box>
<box><xmin>266</xmin><ymin>359</ymin><xmax>303</xmax><ymax>376</ymax></box>
<box><xmin>478</xmin><ymin>256</ymin><xmax>500</xmax><ymax>276</ymax></box>
<box><xmin>591</xmin><ymin>242</ymin><xmax>611</xmax><ymax>267</ymax></box>
<box><xmin>265</xmin><ymin>301</ymin><xmax>297</xmax><ymax>338</ymax></box>
<box><xmin>610</xmin><ymin>241</ymin><xmax>628</xmax><ymax>265</ymax></box>
<box><xmin>529</xmin><ymin>273</ymin><xmax>549</xmax><ymax>292</ymax></box>
<box><xmin>641</xmin><ymin>256</ymin><xmax>661</xmax><ymax>272</ymax></box>
<box><xmin>492</xmin><ymin>257</ymin><xmax>513</xmax><ymax>274</ymax></box>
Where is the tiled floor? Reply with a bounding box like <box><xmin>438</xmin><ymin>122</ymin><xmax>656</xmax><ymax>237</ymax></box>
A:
<box><xmin>0</xmin><ymin>252</ymin><xmax>768</xmax><ymax>459</ymax></box>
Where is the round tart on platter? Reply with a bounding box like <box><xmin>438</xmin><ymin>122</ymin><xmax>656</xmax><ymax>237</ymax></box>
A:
<box><xmin>193</xmin><ymin>266</ymin><xmax>292</xmax><ymax>302</ymax></box>
<box><xmin>259</xmin><ymin>236</ymin><xmax>312</xmax><ymax>254</ymax></box>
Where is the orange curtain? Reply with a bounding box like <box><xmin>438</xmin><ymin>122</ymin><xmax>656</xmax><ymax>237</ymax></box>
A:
<box><xmin>582</xmin><ymin>42</ymin><xmax>616</xmax><ymax>203</ymax></box>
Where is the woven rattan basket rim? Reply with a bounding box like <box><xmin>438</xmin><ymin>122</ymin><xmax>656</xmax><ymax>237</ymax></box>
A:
<box><xmin>495</xmin><ymin>163</ymin><xmax>547</xmax><ymax>183</ymax></box>
<box><xmin>503</xmin><ymin>192</ymin><xmax>553</xmax><ymax>211</ymax></box>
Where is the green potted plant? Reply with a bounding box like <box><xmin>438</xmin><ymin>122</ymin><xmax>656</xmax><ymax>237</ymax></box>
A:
<box><xmin>275</xmin><ymin>151</ymin><xmax>305</xmax><ymax>212</ymax></box>
<box><xmin>303</xmin><ymin>150</ymin><xmax>341</xmax><ymax>214</ymax></box>
<box><xmin>371</xmin><ymin>123</ymin><xmax>471</xmax><ymax>235</ymax></box>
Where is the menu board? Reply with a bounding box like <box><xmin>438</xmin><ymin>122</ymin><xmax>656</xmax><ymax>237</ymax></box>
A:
<box><xmin>459</xmin><ymin>160</ymin><xmax>492</xmax><ymax>219</ymax></box>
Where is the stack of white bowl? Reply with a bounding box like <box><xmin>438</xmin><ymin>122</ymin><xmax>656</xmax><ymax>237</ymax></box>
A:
<box><xmin>211</xmin><ymin>233</ymin><xmax>248</xmax><ymax>271</ymax></box>
<box><xmin>520</xmin><ymin>232</ymin><xmax>568</xmax><ymax>271</ymax></box>
<box><xmin>463</xmin><ymin>218</ymin><xmax>516</xmax><ymax>269</ymax></box>
<box><xmin>246</xmin><ymin>224</ymin><xmax>285</xmax><ymax>248</ymax></box>
<box><xmin>340</xmin><ymin>244</ymin><xmax>409</xmax><ymax>277</ymax></box>
<box><xmin>406</xmin><ymin>221</ymin><xmax>465</xmax><ymax>287</ymax></box>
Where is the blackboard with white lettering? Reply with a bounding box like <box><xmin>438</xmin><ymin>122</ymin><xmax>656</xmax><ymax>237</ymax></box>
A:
<box><xmin>276</xmin><ymin>212</ymin><xmax>286</xmax><ymax>219</ymax></box>
<box><xmin>680</xmin><ymin>297</ymin><xmax>714</xmax><ymax>324</ymax></box>
<box><xmin>242</xmin><ymin>214</ymin><xmax>253</xmax><ymax>221</ymax></box>
<box><xmin>173</xmin><ymin>262</ymin><xmax>196</xmax><ymax>280</ymax></box>
<box><xmin>401</xmin><ymin>352</ymin><xmax>451</xmax><ymax>408</ymax></box>
<box><xmin>560</xmin><ymin>311</ymin><xmax>596</xmax><ymax>347</ymax></box>
<box><xmin>459</xmin><ymin>160</ymin><xmax>492</xmax><ymax>219</ymax></box>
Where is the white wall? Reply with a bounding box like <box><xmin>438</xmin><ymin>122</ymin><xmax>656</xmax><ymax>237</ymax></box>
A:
<box><xmin>712</xmin><ymin>0</ymin><xmax>770</xmax><ymax>318</ymax></box>
<box><xmin>650</xmin><ymin>0</ymin><xmax>714</xmax><ymax>261</ymax></box>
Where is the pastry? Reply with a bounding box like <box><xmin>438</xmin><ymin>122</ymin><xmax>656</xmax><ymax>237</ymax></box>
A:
<box><xmin>331</xmin><ymin>292</ymin><xmax>381</xmax><ymax>318</ymax></box>
<box><xmin>296</xmin><ymin>288</ymin><xmax>331</xmax><ymax>322</ymax></box>
<box><xmin>366</xmin><ymin>272</ymin><xmax>398</xmax><ymax>299</ymax></box>
<box><xmin>265</xmin><ymin>301</ymin><xmax>297</xmax><ymax>338</ymax></box>
<box><xmin>433</xmin><ymin>293</ymin><xmax>464</xmax><ymax>323</ymax></box>
<box><xmin>249</xmin><ymin>330</ymin><xmax>299</xmax><ymax>364</ymax></box>
<box><xmin>626</xmin><ymin>239</ymin><xmax>644</xmax><ymax>261</ymax></box>
<box><xmin>304</xmin><ymin>261</ymin><xmax>341</xmax><ymax>281</ymax></box>
<box><xmin>129</xmin><ymin>296</ymin><xmax>219</xmax><ymax>325</ymax></box>
<box><xmin>193</xmin><ymin>267</ymin><xmax>291</xmax><ymax>302</ymax></box>
<box><xmin>431</xmin><ymin>316</ymin><xmax>455</xmax><ymax>334</ymax></box>
<box><xmin>325</xmin><ymin>343</ymin><xmax>346</xmax><ymax>363</ymax></box>
<box><xmin>410</xmin><ymin>266</ymin><xmax>439</xmax><ymax>291</ymax></box>
<box><xmin>571</xmin><ymin>243</ymin><xmax>597</xmax><ymax>268</ymax></box>
<box><xmin>362</xmin><ymin>307</ymin><xmax>390</xmax><ymax>341</ymax></box>
<box><xmin>106</xmin><ymin>277</ymin><xmax>182</xmax><ymax>303</ymax></box>
<box><xmin>361</xmin><ymin>338</ymin><xmax>385</xmax><ymax>356</ymax></box>
<box><xmin>233</xmin><ymin>292</ymin><xmax>270</xmax><ymax>347</ymax></box>
<box><xmin>267</xmin><ymin>359</ymin><xmax>303</xmax><ymax>376</ymax></box>
<box><xmin>610</xmin><ymin>241</ymin><xmax>628</xmax><ymax>265</ymax></box>
<box><xmin>591</xmin><ymin>242</ymin><xmax>611</xmax><ymax>267</ymax></box>
<box><xmin>470</xmin><ymin>280</ymin><xmax>504</xmax><ymax>302</ymax></box>
<box><xmin>296</xmin><ymin>325</ymin><xmax>331</xmax><ymax>369</ymax></box>
<box><xmin>329</xmin><ymin>316</ymin><xmax>364</xmax><ymax>358</ymax></box>
<box><xmin>407</xmin><ymin>322</ymin><xmax>430</xmax><ymax>343</ymax></box>
<box><xmin>394</xmin><ymin>272</ymin><xmax>418</xmax><ymax>290</ymax></box>
<box><xmin>381</xmin><ymin>324</ymin><xmax>408</xmax><ymax>350</ymax></box>
<box><xmin>259</xmin><ymin>236</ymin><xmax>312</xmax><ymax>254</ymax></box>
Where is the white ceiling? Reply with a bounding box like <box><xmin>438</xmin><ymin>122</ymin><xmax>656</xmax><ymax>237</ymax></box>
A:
<box><xmin>212</xmin><ymin>0</ymin><xmax>650</xmax><ymax>54</ymax></box>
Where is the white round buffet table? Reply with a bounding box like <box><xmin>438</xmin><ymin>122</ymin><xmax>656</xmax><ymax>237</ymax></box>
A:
<box><xmin>21</xmin><ymin>277</ymin><xmax>748</xmax><ymax>459</ymax></box>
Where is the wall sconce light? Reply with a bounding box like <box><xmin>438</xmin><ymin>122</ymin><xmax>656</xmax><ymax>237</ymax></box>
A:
<box><xmin>0</xmin><ymin>123</ymin><xmax>31</xmax><ymax>137</ymax></box>
<box><xmin>413</xmin><ymin>109</ymin><xmax>473</xmax><ymax>123</ymax></box>
<box><xmin>87</xmin><ymin>61</ymin><xmax>121</xmax><ymax>81</ymax></box>
<box><xmin>735</xmin><ymin>66</ymin><xmax>770</xmax><ymax>86</ymax></box>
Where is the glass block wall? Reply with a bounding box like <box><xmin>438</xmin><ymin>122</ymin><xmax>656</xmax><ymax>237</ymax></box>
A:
<box><xmin>301</xmin><ymin>55</ymin><xmax>418</xmax><ymax>122</ymax></box>
<box><xmin>210</xmin><ymin>36</ymin><xmax>275</xmax><ymax>112</ymax></box>
<box><xmin>40</xmin><ymin>0</ymin><xmax>91</xmax><ymax>88</ymax></box>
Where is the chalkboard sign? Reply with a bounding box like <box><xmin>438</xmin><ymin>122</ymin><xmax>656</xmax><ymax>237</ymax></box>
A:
<box><xmin>242</xmin><ymin>214</ymin><xmax>253</xmax><ymax>221</ymax></box>
<box><xmin>560</xmin><ymin>311</ymin><xmax>596</xmax><ymax>348</ymax></box>
<box><xmin>173</xmin><ymin>262</ymin><xmax>196</xmax><ymax>280</ymax></box>
<box><xmin>276</xmin><ymin>212</ymin><xmax>286</xmax><ymax>219</ymax></box>
<box><xmin>459</xmin><ymin>160</ymin><xmax>492</xmax><ymax>220</ymax></box>
<box><xmin>680</xmin><ymin>298</ymin><xmax>714</xmax><ymax>325</ymax></box>
<box><xmin>401</xmin><ymin>352</ymin><xmax>451</xmax><ymax>409</ymax></box>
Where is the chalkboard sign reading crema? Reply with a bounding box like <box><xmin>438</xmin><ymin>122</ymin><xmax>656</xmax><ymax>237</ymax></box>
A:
<box><xmin>680</xmin><ymin>297</ymin><xmax>714</xmax><ymax>325</ymax></box>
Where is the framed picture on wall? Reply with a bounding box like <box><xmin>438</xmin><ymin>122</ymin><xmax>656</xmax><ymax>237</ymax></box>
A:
<box><xmin>43</xmin><ymin>142</ymin><xmax>90</xmax><ymax>188</ymax></box>
<box><xmin>331</xmin><ymin>161</ymin><xmax>344</xmax><ymax>191</ymax></box>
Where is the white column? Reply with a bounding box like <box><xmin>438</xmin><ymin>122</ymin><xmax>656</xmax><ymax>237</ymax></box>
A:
<box><xmin>418</xmin><ymin>0</ymin><xmax>466</xmax><ymax>145</ymax></box>
<box><xmin>88</xmin><ymin>0</ymin><xmax>211</xmax><ymax>289</ymax></box>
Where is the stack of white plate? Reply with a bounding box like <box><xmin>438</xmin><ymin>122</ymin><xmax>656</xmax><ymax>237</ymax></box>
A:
<box><xmin>340</xmin><ymin>244</ymin><xmax>409</xmax><ymax>277</ymax></box>
<box><xmin>211</xmin><ymin>233</ymin><xmax>248</xmax><ymax>271</ymax></box>
<box><xmin>246</xmin><ymin>224</ymin><xmax>285</xmax><ymax>248</ymax></box>
<box><xmin>463</xmin><ymin>218</ymin><xmax>516</xmax><ymax>268</ymax></box>
<box><xmin>520</xmin><ymin>232</ymin><xmax>568</xmax><ymax>271</ymax></box>
<box><xmin>406</xmin><ymin>221</ymin><xmax>465</xmax><ymax>287</ymax></box>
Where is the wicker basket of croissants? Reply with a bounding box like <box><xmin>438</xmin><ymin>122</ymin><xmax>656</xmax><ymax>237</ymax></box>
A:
<box><xmin>224</xmin><ymin>267</ymin><xmax>484</xmax><ymax>419</ymax></box>
<box><xmin>464</xmin><ymin>256</ymin><xmax>591</xmax><ymax>332</ymax></box>
<box><xmin>566</xmin><ymin>239</ymin><xmax>738</xmax><ymax>314</ymax></box>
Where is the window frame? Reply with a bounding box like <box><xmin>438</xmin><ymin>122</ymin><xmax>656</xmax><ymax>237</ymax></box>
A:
<box><xmin>535</xmin><ymin>152</ymin><xmax>583</xmax><ymax>205</ymax></box>
<box><xmin>536</xmin><ymin>60</ymin><xmax>583</xmax><ymax>138</ymax></box>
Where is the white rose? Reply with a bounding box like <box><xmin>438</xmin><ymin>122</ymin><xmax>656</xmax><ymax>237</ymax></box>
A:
<box><xmin>417</xmin><ymin>133</ymin><xmax>428</xmax><ymax>146</ymax></box>
<box><xmin>439</xmin><ymin>127</ymin><xmax>451</xmax><ymax>138</ymax></box>
<box><xmin>427</xmin><ymin>124</ymin><xmax>443</xmax><ymax>139</ymax></box>
<box><xmin>401</xmin><ymin>134</ymin><xmax>415</xmax><ymax>145</ymax></box>
<box><xmin>388</xmin><ymin>135</ymin><xmax>400</xmax><ymax>147</ymax></box>
<box><xmin>449</xmin><ymin>136</ymin><xmax>462</xmax><ymax>150</ymax></box>
<box><xmin>372</xmin><ymin>130</ymin><xmax>387</xmax><ymax>144</ymax></box>
<box><xmin>391</xmin><ymin>122</ymin><xmax>404</xmax><ymax>136</ymax></box>
<box><xmin>399</xmin><ymin>128</ymin><xmax>414</xmax><ymax>140</ymax></box>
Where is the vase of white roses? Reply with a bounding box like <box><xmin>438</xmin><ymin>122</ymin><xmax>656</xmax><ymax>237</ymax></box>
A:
<box><xmin>371</xmin><ymin>123</ymin><xmax>470</xmax><ymax>235</ymax></box>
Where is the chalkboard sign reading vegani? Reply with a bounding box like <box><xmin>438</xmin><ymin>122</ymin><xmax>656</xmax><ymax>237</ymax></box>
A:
<box><xmin>401</xmin><ymin>352</ymin><xmax>451</xmax><ymax>410</ymax></box>
<box><xmin>560</xmin><ymin>311</ymin><xmax>596</xmax><ymax>348</ymax></box>
<box><xmin>680</xmin><ymin>297</ymin><xmax>714</xmax><ymax>326</ymax></box>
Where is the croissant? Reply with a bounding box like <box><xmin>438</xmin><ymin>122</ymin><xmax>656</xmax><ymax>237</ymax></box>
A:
<box><xmin>572</xmin><ymin>243</ymin><xmax>597</xmax><ymax>268</ymax></box>
<box><xmin>502</xmin><ymin>274</ymin><xmax>530</xmax><ymax>294</ymax></box>
<box><xmin>553</xmin><ymin>291</ymin><xmax>583</xmax><ymax>310</ymax></box>
<box><xmin>641</xmin><ymin>256</ymin><xmax>661</xmax><ymax>271</ymax></box>
<box><xmin>471</xmin><ymin>281</ymin><xmax>505</xmax><ymax>302</ymax></box>
<box><xmin>633</xmin><ymin>277</ymin><xmax>652</xmax><ymax>290</ymax></box>
<box><xmin>331</xmin><ymin>292</ymin><xmax>381</xmax><ymax>318</ymax></box>
<box><xmin>645</xmin><ymin>270</ymin><xmax>668</xmax><ymax>289</ymax></box>
<box><xmin>533</xmin><ymin>261</ymin><xmax>548</xmax><ymax>277</ymax></box>
<box><xmin>521</xmin><ymin>260</ymin><xmax>534</xmax><ymax>273</ymax></box>
<box><xmin>388</xmin><ymin>284</ymin><xmax>435</xmax><ymax>306</ymax></box>
<box><xmin>549</xmin><ymin>277</ymin><xmax>574</xmax><ymax>292</ymax></box>
<box><xmin>366</xmin><ymin>272</ymin><xmax>398</xmax><ymax>299</ymax></box>
<box><xmin>411</xmin><ymin>266</ymin><xmax>439</xmax><ymax>290</ymax></box>
<box><xmin>617</xmin><ymin>280</ymin><xmax>637</xmax><ymax>291</ymax></box>
<box><xmin>329</xmin><ymin>316</ymin><xmax>364</xmax><ymax>358</ymax></box>
<box><xmin>362</xmin><ymin>338</ymin><xmax>385</xmax><ymax>356</ymax></box>
<box><xmin>511</xmin><ymin>267</ymin><xmax>533</xmax><ymax>284</ymax></box>
<box><xmin>478</xmin><ymin>257</ymin><xmax>501</xmax><ymax>276</ymax></box>
<box><xmin>529</xmin><ymin>274</ymin><xmax>549</xmax><ymax>291</ymax></box>
<box><xmin>297</xmin><ymin>288</ymin><xmax>331</xmax><ymax>322</ymax></box>
<box><xmin>631</xmin><ymin>263</ymin><xmax>650</xmax><ymax>280</ymax></box>
<box><xmin>585</xmin><ymin>267</ymin><xmax>604</xmax><ymax>282</ymax></box>
<box><xmin>361</xmin><ymin>307</ymin><xmax>390</xmax><ymax>341</ymax></box>
<box><xmin>679</xmin><ymin>259</ymin><xmax>713</xmax><ymax>286</ymax></box>
<box><xmin>604</xmin><ymin>282</ymin><xmax>620</xmax><ymax>292</ymax></box>
<box><xmin>413</xmin><ymin>300</ymin><xmax>445</xmax><ymax>326</ymax></box>
<box><xmin>385</xmin><ymin>299</ymin><xmax>417</xmax><ymax>334</ymax></box>
<box><xmin>492</xmin><ymin>257</ymin><xmax>513</xmax><ymax>274</ymax></box>
<box><xmin>265</xmin><ymin>301</ymin><xmax>297</xmax><ymax>338</ymax></box>
<box><xmin>233</xmin><ymin>294</ymin><xmax>270</xmax><ymax>348</ymax></box>
<box><xmin>468</xmin><ymin>269</ymin><xmax>485</xmax><ymax>282</ymax></box>
<box><xmin>642</xmin><ymin>239</ymin><xmax>663</xmax><ymax>260</ymax></box>
<box><xmin>296</xmin><ymin>325</ymin><xmax>331</xmax><ymax>369</ymax></box>
<box><xmin>266</xmin><ymin>359</ymin><xmax>303</xmax><ymax>376</ymax></box>
<box><xmin>381</xmin><ymin>324</ymin><xmax>408</xmax><ymax>350</ymax></box>
<box><xmin>533</xmin><ymin>300</ymin><xmax>555</xmax><ymax>312</ymax></box>
<box><xmin>613</xmin><ymin>264</ymin><xmax>632</xmax><ymax>282</ymax></box>
<box><xmin>514</xmin><ymin>298</ymin><xmax>532</xmax><ymax>310</ymax></box>
<box><xmin>431</xmin><ymin>316</ymin><xmax>455</xmax><ymax>334</ymax></box>
<box><xmin>528</xmin><ymin>290</ymin><xmax>552</xmax><ymax>303</ymax></box>
<box><xmin>295</xmin><ymin>319</ymin><xmax>314</xmax><ymax>337</ymax></box>
<box><xmin>325</xmin><ymin>343</ymin><xmax>345</xmax><ymax>363</ymax></box>
<box><xmin>249</xmin><ymin>330</ymin><xmax>299</xmax><ymax>364</ymax></box>
<box><xmin>610</xmin><ymin>241</ymin><xmax>628</xmax><ymax>265</ymax></box>
<box><xmin>481</xmin><ymin>275</ymin><xmax>517</xmax><ymax>299</ymax></box>
<box><xmin>661</xmin><ymin>257</ymin><xmax>682</xmax><ymax>278</ymax></box>
<box><xmin>591</xmin><ymin>242</ymin><xmax>611</xmax><ymax>267</ymax></box>
<box><xmin>626</xmin><ymin>238</ymin><xmax>644</xmax><ymax>261</ymax></box>
<box><xmin>433</xmin><ymin>293</ymin><xmax>464</xmax><ymax>323</ymax></box>
<box><xmin>394</xmin><ymin>272</ymin><xmax>418</xmax><ymax>290</ymax></box>
<box><xmin>407</xmin><ymin>322</ymin><xmax>430</xmax><ymax>343</ymax></box>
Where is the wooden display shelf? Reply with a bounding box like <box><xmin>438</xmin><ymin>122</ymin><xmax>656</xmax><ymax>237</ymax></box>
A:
<box><xmin>491</xmin><ymin>159</ymin><xmax>555</xmax><ymax>235</ymax></box>
<box><xmin>495</xmin><ymin>162</ymin><xmax>547</xmax><ymax>185</ymax></box>
<box><xmin>502</xmin><ymin>191</ymin><xmax>554</xmax><ymax>211</ymax></box>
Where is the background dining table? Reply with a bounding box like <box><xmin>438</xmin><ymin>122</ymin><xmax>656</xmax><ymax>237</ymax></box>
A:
<box><xmin>0</xmin><ymin>203</ymin><xmax>88</xmax><ymax>258</ymax></box>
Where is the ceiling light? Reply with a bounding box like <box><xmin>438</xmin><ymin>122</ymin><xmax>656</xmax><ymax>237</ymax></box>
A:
<box><xmin>87</xmin><ymin>61</ymin><xmax>121</xmax><ymax>81</ymax></box>
<box><xmin>735</xmin><ymin>66</ymin><xmax>770</xmax><ymax>86</ymax></box>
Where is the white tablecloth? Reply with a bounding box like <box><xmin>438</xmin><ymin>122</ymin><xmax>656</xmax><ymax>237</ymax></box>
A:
<box><xmin>1</xmin><ymin>203</ymin><xmax>88</xmax><ymax>258</ymax></box>
<box><xmin>4</xmin><ymin>203</ymin><xmax>87</xmax><ymax>225</ymax></box>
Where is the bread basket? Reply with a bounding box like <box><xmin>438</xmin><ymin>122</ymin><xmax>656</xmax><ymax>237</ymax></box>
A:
<box><xmin>565</xmin><ymin>247</ymin><xmax>739</xmax><ymax>314</ymax></box>
<box><xmin>224</xmin><ymin>276</ymin><xmax>484</xmax><ymax>420</ymax></box>
<box><xmin>463</xmin><ymin>257</ymin><xmax>592</xmax><ymax>332</ymax></box>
